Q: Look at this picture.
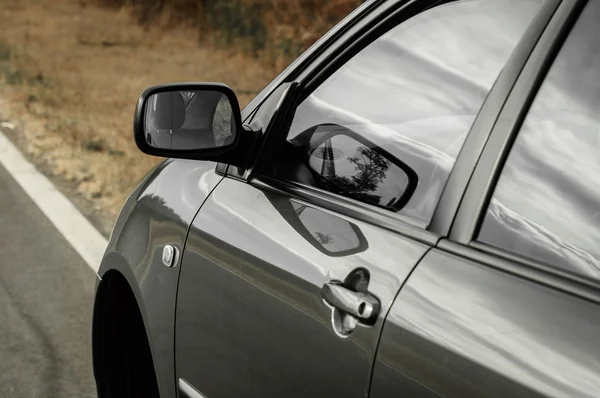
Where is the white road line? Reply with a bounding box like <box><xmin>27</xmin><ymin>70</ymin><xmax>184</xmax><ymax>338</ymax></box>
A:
<box><xmin>0</xmin><ymin>129</ymin><xmax>107</xmax><ymax>275</ymax></box>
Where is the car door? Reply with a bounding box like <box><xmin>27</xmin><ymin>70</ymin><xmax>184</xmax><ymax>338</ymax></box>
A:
<box><xmin>370</xmin><ymin>1</ymin><xmax>600</xmax><ymax>397</ymax></box>
<box><xmin>173</xmin><ymin>0</ymin><xmax>548</xmax><ymax>397</ymax></box>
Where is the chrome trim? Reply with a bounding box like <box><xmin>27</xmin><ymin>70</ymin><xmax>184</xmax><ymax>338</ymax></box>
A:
<box><xmin>162</xmin><ymin>244</ymin><xmax>177</xmax><ymax>267</ymax></box>
<box><xmin>178</xmin><ymin>378</ymin><xmax>208</xmax><ymax>398</ymax></box>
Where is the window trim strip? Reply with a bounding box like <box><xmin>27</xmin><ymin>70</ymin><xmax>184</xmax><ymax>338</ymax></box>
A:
<box><xmin>430</xmin><ymin>0</ymin><xmax>562</xmax><ymax>236</ymax></box>
<box><xmin>251</xmin><ymin>176</ymin><xmax>440</xmax><ymax>246</ymax></box>
<box><xmin>438</xmin><ymin>239</ymin><xmax>600</xmax><ymax>305</ymax></box>
<box><xmin>449</xmin><ymin>0</ymin><xmax>589</xmax><ymax>244</ymax></box>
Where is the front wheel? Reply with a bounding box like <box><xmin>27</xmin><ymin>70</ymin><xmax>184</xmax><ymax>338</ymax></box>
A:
<box><xmin>93</xmin><ymin>273</ymin><xmax>160</xmax><ymax>398</ymax></box>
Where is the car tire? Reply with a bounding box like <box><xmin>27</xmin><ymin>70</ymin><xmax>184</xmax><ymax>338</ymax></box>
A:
<box><xmin>93</xmin><ymin>272</ymin><xmax>160</xmax><ymax>398</ymax></box>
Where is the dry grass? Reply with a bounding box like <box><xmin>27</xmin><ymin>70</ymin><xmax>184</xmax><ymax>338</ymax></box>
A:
<box><xmin>0</xmin><ymin>0</ymin><xmax>281</xmax><ymax>221</ymax></box>
<box><xmin>94</xmin><ymin>0</ymin><xmax>362</xmax><ymax>64</ymax></box>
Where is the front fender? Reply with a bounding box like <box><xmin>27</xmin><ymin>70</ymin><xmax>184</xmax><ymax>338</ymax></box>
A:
<box><xmin>96</xmin><ymin>158</ymin><xmax>223</xmax><ymax>398</ymax></box>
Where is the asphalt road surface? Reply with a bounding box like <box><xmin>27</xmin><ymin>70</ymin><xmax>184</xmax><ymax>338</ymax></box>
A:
<box><xmin>0</xmin><ymin>161</ymin><xmax>97</xmax><ymax>397</ymax></box>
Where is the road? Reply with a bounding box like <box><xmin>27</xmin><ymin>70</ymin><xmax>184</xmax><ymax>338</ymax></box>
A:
<box><xmin>0</xmin><ymin>161</ymin><xmax>97</xmax><ymax>397</ymax></box>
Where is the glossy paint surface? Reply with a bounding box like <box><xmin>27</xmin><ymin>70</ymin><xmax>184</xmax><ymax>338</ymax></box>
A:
<box><xmin>371</xmin><ymin>249</ymin><xmax>600</xmax><ymax>398</ymax></box>
<box><xmin>98</xmin><ymin>158</ymin><xmax>223</xmax><ymax>398</ymax></box>
<box><xmin>175</xmin><ymin>177</ymin><xmax>430</xmax><ymax>398</ymax></box>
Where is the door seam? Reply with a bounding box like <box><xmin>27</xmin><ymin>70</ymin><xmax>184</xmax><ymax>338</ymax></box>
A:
<box><xmin>171</xmin><ymin>172</ymin><xmax>226</xmax><ymax>396</ymax></box>
<box><xmin>366</xmin><ymin>244</ymin><xmax>436</xmax><ymax>397</ymax></box>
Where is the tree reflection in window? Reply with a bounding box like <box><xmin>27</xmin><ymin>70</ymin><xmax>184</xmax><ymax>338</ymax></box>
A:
<box><xmin>309</xmin><ymin>134</ymin><xmax>409</xmax><ymax>210</ymax></box>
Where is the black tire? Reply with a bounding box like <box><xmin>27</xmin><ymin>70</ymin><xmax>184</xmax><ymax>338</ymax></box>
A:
<box><xmin>93</xmin><ymin>273</ymin><xmax>160</xmax><ymax>398</ymax></box>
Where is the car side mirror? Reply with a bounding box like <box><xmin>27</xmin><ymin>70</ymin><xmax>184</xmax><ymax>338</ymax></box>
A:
<box><xmin>133</xmin><ymin>82</ymin><xmax>249</xmax><ymax>167</ymax></box>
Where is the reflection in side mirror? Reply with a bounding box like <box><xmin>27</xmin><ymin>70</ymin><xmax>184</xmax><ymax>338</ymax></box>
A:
<box><xmin>144</xmin><ymin>90</ymin><xmax>237</xmax><ymax>150</ymax></box>
<box><xmin>265</xmin><ymin>192</ymin><xmax>368</xmax><ymax>257</ymax></box>
<box><xmin>305</xmin><ymin>126</ymin><xmax>418</xmax><ymax>212</ymax></box>
<box><xmin>291</xmin><ymin>202</ymin><xmax>368</xmax><ymax>256</ymax></box>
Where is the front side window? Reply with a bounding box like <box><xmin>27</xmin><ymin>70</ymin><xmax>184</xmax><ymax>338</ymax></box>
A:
<box><xmin>269</xmin><ymin>0</ymin><xmax>543</xmax><ymax>225</ymax></box>
<box><xmin>478</xmin><ymin>1</ymin><xmax>600</xmax><ymax>280</ymax></box>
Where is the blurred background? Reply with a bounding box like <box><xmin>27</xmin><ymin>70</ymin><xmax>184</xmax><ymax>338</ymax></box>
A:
<box><xmin>0</xmin><ymin>0</ymin><xmax>360</xmax><ymax>233</ymax></box>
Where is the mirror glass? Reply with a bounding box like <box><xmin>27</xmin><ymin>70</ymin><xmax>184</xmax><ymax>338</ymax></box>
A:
<box><xmin>308</xmin><ymin>134</ymin><xmax>410</xmax><ymax>210</ymax></box>
<box><xmin>144</xmin><ymin>90</ymin><xmax>236</xmax><ymax>150</ymax></box>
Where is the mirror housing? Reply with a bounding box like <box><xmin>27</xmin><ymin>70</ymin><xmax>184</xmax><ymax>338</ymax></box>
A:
<box><xmin>133</xmin><ymin>82</ymin><xmax>252</xmax><ymax>168</ymax></box>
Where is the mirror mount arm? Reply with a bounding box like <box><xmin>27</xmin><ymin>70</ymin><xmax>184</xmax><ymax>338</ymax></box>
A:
<box><xmin>228</xmin><ymin>124</ymin><xmax>261</xmax><ymax>170</ymax></box>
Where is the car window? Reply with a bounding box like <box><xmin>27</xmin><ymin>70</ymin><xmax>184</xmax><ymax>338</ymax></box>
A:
<box><xmin>267</xmin><ymin>0</ymin><xmax>544</xmax><ymax>225</ymax></box>
<box><xmin>478</xmin><ymin>1</ymin><xmax>600</xmax><ymax>280</ymax></box>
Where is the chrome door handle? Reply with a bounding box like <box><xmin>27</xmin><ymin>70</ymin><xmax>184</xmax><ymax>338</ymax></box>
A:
<box><xmin>321</xmin><ymin>282</ymin><xmax>380</xmax><ymax>321</ymax></box>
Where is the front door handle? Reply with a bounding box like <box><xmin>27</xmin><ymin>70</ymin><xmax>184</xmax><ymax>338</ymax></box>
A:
<box><xmin>321</xmin><ymin>282</ymin><xmax>380</xmax><ymax>322</ymax></box>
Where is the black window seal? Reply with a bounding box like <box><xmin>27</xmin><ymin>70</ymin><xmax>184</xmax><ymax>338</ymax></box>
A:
<box><xmin>437</xmin><ymin>239</ymin><xmax>600</xmax><ymax>306</ymax></box>
<box><xmin>251</xmin><ymin>176</ymin><xmax>439</xmax><ymax>246</ymax></box>
<box><xmin>449</xmin><ymin>0</ymin><xmax>589</xmax><ymax>244</ymax></box>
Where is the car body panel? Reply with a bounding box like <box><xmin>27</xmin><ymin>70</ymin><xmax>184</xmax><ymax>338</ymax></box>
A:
<box><xmin>174</xmin><ymin>177</ymin><xmax>431</xmax><ymax>398</ymax></box>
<box><xmin>370</xmin><ymin>248</ymin><xmax>600</xmax><ymax>398</ymax></box>
<box><xmin>97</xmin><ymin>158</ymin><xmax>223</xmax><ymax>398</ymax></box>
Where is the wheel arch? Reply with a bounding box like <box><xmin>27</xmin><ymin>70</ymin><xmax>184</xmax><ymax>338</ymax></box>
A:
<box><xmin>92</xmin><ymin>159</ymin><xmax>224</xmax><ymax>398</ymax></box>
<box><xmin>92</xmin><ymin>256</ymin><xmax>160</xmax><ymax>397</ymax></box>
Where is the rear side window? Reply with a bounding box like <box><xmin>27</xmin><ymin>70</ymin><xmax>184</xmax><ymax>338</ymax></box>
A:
<box><xmin>269</xmin><ymin>0</ymin><xmax>544</xmax><ymax>225</ymax></box>
<box><xmin>478</xmin><ymin>1</ymin><xmax>600</xmax><ymax>280</ymax></box>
